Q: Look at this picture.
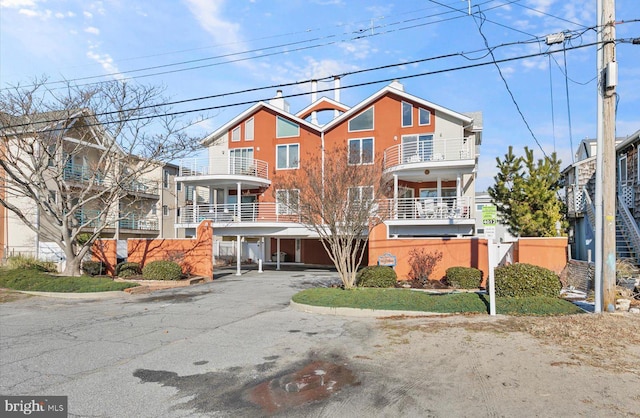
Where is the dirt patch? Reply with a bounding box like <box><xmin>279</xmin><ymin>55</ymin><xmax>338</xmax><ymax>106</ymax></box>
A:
<box><xmin>380</xmin><ymin>314</ymin><xmax>640</xmax><ymax>375</ymax></box>
<box><xmin>0</xmin><ymin>289</ymin><xmax>33</xmax><ymax>303</ymax></box>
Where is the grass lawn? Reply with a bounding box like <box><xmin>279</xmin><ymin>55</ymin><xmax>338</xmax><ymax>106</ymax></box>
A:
<box><xmin>292</xmin><ymin>288</ymin><xmax>584</xmax><ymax>316</ymax></box>
<box><xmin>0</xmin><ymin>268</ymin><xmax>139</xmax><ymax>293</ymax></box>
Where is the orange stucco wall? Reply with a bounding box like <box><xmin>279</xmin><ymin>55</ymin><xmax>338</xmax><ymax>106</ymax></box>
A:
<box><xmin>92</xmin><ymin>239</ymin><xmax>118</xmax><ymax>275</ymax></box>
<box><xmin>224</xmin><ymin>92</ymin><xmax>439</xmax><ymax>204</ymax></box>
<box><xmin>515</xmin><ymin>237</ymin><xmax>568</xmax><ymax>274</ymax></box>
<box><xmin>128</xmin><ymin>221</ymin><xmax>214</xmax><ymax>278</ymax></box>
<box><xmin>368</xmin><ymin>223</ymin><xmax>489</xmax><ymax>286</ymax></box>
<box><xmin>93</xmin><ymin>221</ymin><xmax>214</xmax><ymax>278</ymax></box>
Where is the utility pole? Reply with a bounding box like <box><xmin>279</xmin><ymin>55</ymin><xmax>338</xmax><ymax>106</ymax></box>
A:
<box><xmin>596</xmin><ymin>0</ymin><xmax>617</xmax><ymax>312</ymax></box>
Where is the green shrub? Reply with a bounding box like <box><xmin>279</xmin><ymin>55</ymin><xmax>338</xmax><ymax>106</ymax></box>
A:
<box><xmin>356</xmin><ymin>265</ymin><xmax>397</xmax><ymax>288</ymax></box>
<box><xmin>6</xmin><ymin>255</ymin><xmax>58</xmax><ymax>272</ymax></box>
<box><xmin>81</xmin><ymin>260</ymin><xmax>105</xmax><ymax>276</ymax></box>
<box><xmin>115</xmin><ymin>261</ymin><xmax>141</xmax><ymax>278</ymax></box>
<box><xmin>494</xmin><ymin>263</ymin><xmax>561</xmax><ymax>298</ymax></box>
<box><xmin>142</xmin><ymin>260</ymin><xmax>183</xmax><ymax>281</ymax></box>
<box><xmin>446</xmin><ymin>266</ymin><xmax>483</xmax><ymax>289</ymax></box>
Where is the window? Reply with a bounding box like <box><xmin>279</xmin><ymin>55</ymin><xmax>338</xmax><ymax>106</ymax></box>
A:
<box><xmin>420</xmin><ymin>188</ymin><xmax>456</xmax><ymax>198</ymax></box>
<box><xmin>162</xmin><ymin>205</ymin><xmax>168</xmax><ymax>216</ymax></box>
<box><xmin>231</xmin><ymin>126</ymin><xmax>241</xmax><ymax>142</ymax></box>
<box><xmin>185</xmin><ymin>185</ymin><xmax>194</xmax><ymax>202</ymax></box>
<box><xmin>348</xmin><ymin>186</ymin><xmax>374</xmax><ymax>204</ymax></box>
<box><xmin>402</xmin><ymin>102</ymin><xmax>413</xmax><ymax>127</ymax></box>
<box><xmin>245</xmin><ymin>117</ymin><xmax>254</xmax><ymax>141</ymax></box>
<box><xmin>276</xmin><ymin>144</ymin><xmax>299</xmax><ymax>169</ymax></box>
<box><xmin>177</xmin><ymin>182</ymin><xmax>182</xmax><ymax>191</ymax></box>
<box><xmin>276</xmin><ymin>189</ymin><xmax>299</xmax><ymax>215</ymax></box>
<box><xmin>619</xmin><ymin>155</ymin><xmax>628</xmax><ymax>185</ymax></box>
<box><xmin>419</xmin><ymin>108</ymin><xmax>431</xmax><ymax>125</ymax></box>
<box><xmin>348</xmin><ymin>138</ymin><xmax>374</xmax><ymax>165</ymax></box>
<box><xmin>229</xmin><ymin>148</ymin><xmax>254</xmax><ymax>174</ymax></box>
<box><xmin>348</xmin><ymin>107</ymin><xmax>374</xmax><ymax>132</ymax></box>
<box><xmin>47</xmin><ymin>145</ymin><xmax>56</xmax><ymax>167</ymax></box>
<box><xmin>402</xmin><ymin>134</ymin><xmax>434</xmax><ymax>162</ymax></box>
<box><xmin>151</xmin><ymin>205</ymin><xmax>157</xmax><ymax>215</ymax></box>
<box><xmin>276</xmin><ymin>116</ymin><xmax>299</xmax><ymax>138</ymax></box>
<box><xmin>163</xmin><ymin>170</ymin><xmax>169</xmax><ymax>188</ymax></box>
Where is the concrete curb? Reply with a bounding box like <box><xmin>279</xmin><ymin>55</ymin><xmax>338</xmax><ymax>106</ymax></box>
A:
<box><xmin>289</xmin><ymin>300</ymin><xmax>453</xmax><ymax>318</ymax></box>
<box><xmin>16</xmin><ymin>290</ymin><xmax>128</xmax><ymax>299</ymax></box>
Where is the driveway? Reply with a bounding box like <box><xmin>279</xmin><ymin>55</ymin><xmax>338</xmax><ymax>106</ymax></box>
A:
<box><xmin>1</xmin><ymin>267</ymin><xmax>638</xmax><ymax>417</ymax></box>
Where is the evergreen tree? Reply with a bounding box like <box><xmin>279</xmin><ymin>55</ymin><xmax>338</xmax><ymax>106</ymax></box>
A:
<box><xmin>488</xmin><ymin>146</ymin><xmax>566</xmax><ymax>237</ymax></box>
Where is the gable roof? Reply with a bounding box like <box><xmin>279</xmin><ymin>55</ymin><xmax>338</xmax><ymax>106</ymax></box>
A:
<box><xmin>201</xmin><ymin>101</ymin><xmax>322</xmax><ymax>146</ymax></box>
<box><xmin>321</xmin><ymin>82</ymin><xmax>474</xmax><ymax>132</ymax></box>
<box><xmin>295</xmin><ymin>96</ymin><xmax>351</xmax><ymax>120</ymax></box>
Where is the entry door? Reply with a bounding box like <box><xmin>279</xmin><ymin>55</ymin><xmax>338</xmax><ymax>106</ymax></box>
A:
<box><xmin>295</xmin><ymin>239</ymin><xmax>301</xmax><ymax>263</ymax></box>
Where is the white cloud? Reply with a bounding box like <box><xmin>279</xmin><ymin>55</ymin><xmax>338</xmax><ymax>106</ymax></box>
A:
<box><xmin>84</xmin><ymin>26</ymin><xmax>100</xmax><ymax>35</ymax></box>
<box><xmin>524</xmin><ymin>0</ymin><xmax>555</xmax><ymax>16</ymax></box>
<box><xmin>521</xmin><ymin>58</ymin><xmax>547</xmax><ymax>71</ymax></box>
<box><xmin>18</xmin><ymin>7</ymin><xmax>36</xmax><ymax>16</ymax></box>
<box><xmin>86</xmin><ymin>49</ymin><xmax>124</xmax><ymax>80</ymax></box>
<box><xmin>184</xmin><ymin>0</ymin><xmax>245</xmax><ymax>52</ymax></box>
<box><xmin>338</xmin><ymin>39</ymin><xmax>375</xmax><ymax>60</ymax></box>
<box><xmin>55</xmin><ymin>12</ymin><xmax>64</xmax><ymax>18</ymax></box>
<box><xmin>0</xmin><ymin>0</ymin><xmax>37</xmax><ymax>8</ymax></box>
<box><xmin>83</xmin><ymin>11</ymin><xmax>93</xmax><ymax>18</ymax></box>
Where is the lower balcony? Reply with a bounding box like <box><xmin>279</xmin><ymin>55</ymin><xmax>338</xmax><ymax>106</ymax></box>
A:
<box><xmin>178</xmin><ymin>203</ymin><xmax>301</xmax><ymax>225</ymax></box>
<box><xmin>382</xmin><ymin>197</ymin><xmax>472</xmax><ymax>220</ymax></box>
<box><xmin>119</xmin><ymin>215</ymin><xmax>159</xmax><ymax>231</ymax></box>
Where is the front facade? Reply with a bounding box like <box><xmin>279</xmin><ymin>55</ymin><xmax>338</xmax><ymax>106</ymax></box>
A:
<box><xmin>563</xmin><ymin>129</ymin><xmax>640</xmax><ymax>264</ymax></box>
<box><xmin>176</xmin><ymin>81</ymin><xmax>482</xmax><ymax>269</ymax></box>
<box><xmin>0</xmin><ymin>110</ymin><xmax>184</xmax><ymax>262</ymax></box>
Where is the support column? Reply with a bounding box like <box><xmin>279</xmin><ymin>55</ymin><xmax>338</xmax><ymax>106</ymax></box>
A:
<box><xmin>393</xmin><ymin>174</ymin><xmax>398</xmax><ymax>220</ymax></box>
<box><xmin>236</xmin><ymin>235</ymin><xmax>241</xmax><ymax>276</ymax></box>
<box><xmin>276</xmin><ymin>238</ymin><xmax>281</xmax><ymax>271</ymax></box>
<box><xmin>236</xmin><ymin>182</ymin><xmax>242</xmax><ymax>221</ymax></box>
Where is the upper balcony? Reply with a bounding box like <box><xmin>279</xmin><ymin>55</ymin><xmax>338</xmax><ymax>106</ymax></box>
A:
<box><xmin>383</xmin><ymin>138</ymin><xmax>475</xmax><ymax>179</ymax></box>
<box><xmin>177</xmin><ymin>156</ymin><xmax>271</xmax><ymax>188</ymax></box>
<box><xmin>122</xmin><ymin>178</ymin><xmax>159</xmax><ymax>198</ymax></box>
<box><xmin>63</xmin><ymin>163</ymin><xmax>105</xmax><ymax>185</ymax></box>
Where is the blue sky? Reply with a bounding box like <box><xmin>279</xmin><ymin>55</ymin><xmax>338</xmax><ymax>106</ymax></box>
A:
<box><xmin>1</xmin><ymin>0</ymin><xmax>639</xmax><ymax>190</ymax></box>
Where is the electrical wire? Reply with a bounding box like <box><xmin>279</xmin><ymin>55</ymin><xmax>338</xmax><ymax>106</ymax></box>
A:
<box><xmin>1</xmin><ymin>39</ymin><xmax>607</xmax><ymax>132</ymax></box>
<box><xmin>562</xmin><ymin>46</ymin><xmax>575</xmax><ymax>164</ymax></box>
<box><xmin>548</xmin><ymin>54</ymin><xmax>556</xmax><ymax>153</ymax></box>
<box><xmin>3</xmin><ymin>0</ymin><xmax>522</xmax><ymax>91</ymax></box>
<box><xmin>471</xmin><ymin>8</ymin><xmax>547</xmax><ymax>158</ymax></box>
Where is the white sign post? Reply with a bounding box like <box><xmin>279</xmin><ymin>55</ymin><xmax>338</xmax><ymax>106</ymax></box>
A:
<box><xmin>488</xmin><ymin>239</ymin><xmax>497</xmax><ymax>316</ymax></box>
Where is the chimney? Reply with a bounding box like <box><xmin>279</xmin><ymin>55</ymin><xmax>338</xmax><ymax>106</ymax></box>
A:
<box><xmin>311</xmin><ymin>80</ymin><xmax>318</xmax><ymax>125</ymax></box>
<box><xmin>269</xmin><ymin>90</ymin><xmax>290</xmax><ymax>112</ymax></box>
<box><xmin>334</xmin><ymin>76</ymin><xmax>341</xmax><ymax>119</ymax></box>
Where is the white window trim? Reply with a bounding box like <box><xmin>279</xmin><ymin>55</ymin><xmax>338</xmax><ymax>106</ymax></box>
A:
<box><xmin>348</xmin><ymin>137</ymin><xmax>375</xmax><ymax>166</ymax></box>
<box><xmin>231</xmin><ymin>126</ymin><xmax>241</xmax><ymax>142</ymax></box>
<box><xmin>245</xmin><ymin>117</ymin><xmax>254</xmax><ymax>141</ymax></box>
<box><xmin>163</xmin><ymin>169</ymin><xmax>169</xmax><ymax>189</ymax></box>
<box><xmin>162</xmin><ymin>205</ymin><xmax>169</xmax><ymax>217</ymax></box>
<box><xmin>418</xmin><ymin>108</ymin><xmax>431</xmax><ymax>126</ymax></box>
<box><xmin>401</xmin><ymin>101</ymin><xmax>413</xmax><ymax>127</ymax></box>
<box><xmin>348</xmin><ymin>185</ymin><xmax>374</xmax><ymax>203</ymax></box>
<box><xmin>276</xmin><ymin>189</ymin><xmax>300</xmax><ymax>215</ymax></box>
<box><xmin>276</xmin><ymin>116</ymin><xmax>300</xmax><ymax>138</ymax></box>
<box><xmin>276</xmin><ymin>143</ymin><xmax>300</xmax><ymax>170</ymax></box>
<box><xmin>347</xmin><ymin>106</ymin><xmax>374</xmax><ymax>133</ymax></box>
<box><xmin>619</xmin><ymin>155</ymin><xmax>628</xmax><ymax>185</ymax></box>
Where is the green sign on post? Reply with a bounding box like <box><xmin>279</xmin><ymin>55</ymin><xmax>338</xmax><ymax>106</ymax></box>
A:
<box><xmin>482</xmin><ymin>205</ymin><xmax>497</xmax><ymax>239</ymax></box>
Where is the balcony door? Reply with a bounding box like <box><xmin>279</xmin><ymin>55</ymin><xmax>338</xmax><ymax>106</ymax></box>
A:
<box><xmin>402</xmin><ymin>135</ymin><xmax>433</xmax><ymax>162</ymax></box>
<box><xmin>229</xmin><ymin>148</ymin><xmax>254</xmax><ymax>175</ymax></box>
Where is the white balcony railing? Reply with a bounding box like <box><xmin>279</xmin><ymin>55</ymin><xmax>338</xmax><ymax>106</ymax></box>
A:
<box><xmin>178</xmin><ymin>203</ymin><xmax>300</xmax><ymax>224</ymax></box>
<box><xmin>383</xmin><ymin>138</ymin><xmax>472</xmax><ymax>170</ymax></box>
<box><xmin>178</xmin><ymin>197</ymin><xmax>471</xmax><ymax>225</ymax></box>
<box><xmin>178</xmin><ymin>156</ymin><xmax>269</xmax><ymax>180</ymax></box>
<box><xmin>380</xmin><ymin>197</ymin><xmax>472</xmax><ymax>220</ymax></box>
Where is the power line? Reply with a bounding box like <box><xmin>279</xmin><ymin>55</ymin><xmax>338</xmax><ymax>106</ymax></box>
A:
<box><xmin>3</xmin><ymin>0</ymin><xmax>520</xmax><ymax>91</ymax></box>
<box><xmin>1</xmin><ymin>39</ymin><xmax>607</xmax><ymax>132</ymax></box>
<box><xmin>562</xmin><ymin>46</ymin><xmax>575</xmax><ymax>164</ymax></box>
<box><xmin>472</xmin><ymin>8</ymin><xmax>548</xmax><ymax>158</ymax></box>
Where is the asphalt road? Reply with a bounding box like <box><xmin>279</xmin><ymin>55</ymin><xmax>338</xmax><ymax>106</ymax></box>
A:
<box><xmin>2</xmin><ymin>267</ymin><xmax>639</xmax><ymax>417</ymax></box>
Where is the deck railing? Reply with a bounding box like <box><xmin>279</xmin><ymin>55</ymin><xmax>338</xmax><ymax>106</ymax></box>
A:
<box><xmin>178</xmin><ymin>156</ymin><xmax>269</xmax><ymax>180</ymax></box>
<box><xmin>383</xmin><ymin>138</ymin><xmax>471</xmax><ymax>170</ymax></box>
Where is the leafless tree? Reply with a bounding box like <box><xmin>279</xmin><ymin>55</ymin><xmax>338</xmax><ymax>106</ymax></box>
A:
<box><xmin>277</xmin><ymin>144</ymin><xmax>391</xmax><ymax>288</ymax></box>
<box><xmin>0</xmin><ymin>78</ymin><xmax>201</xmax><ymax>275</ymax></box>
